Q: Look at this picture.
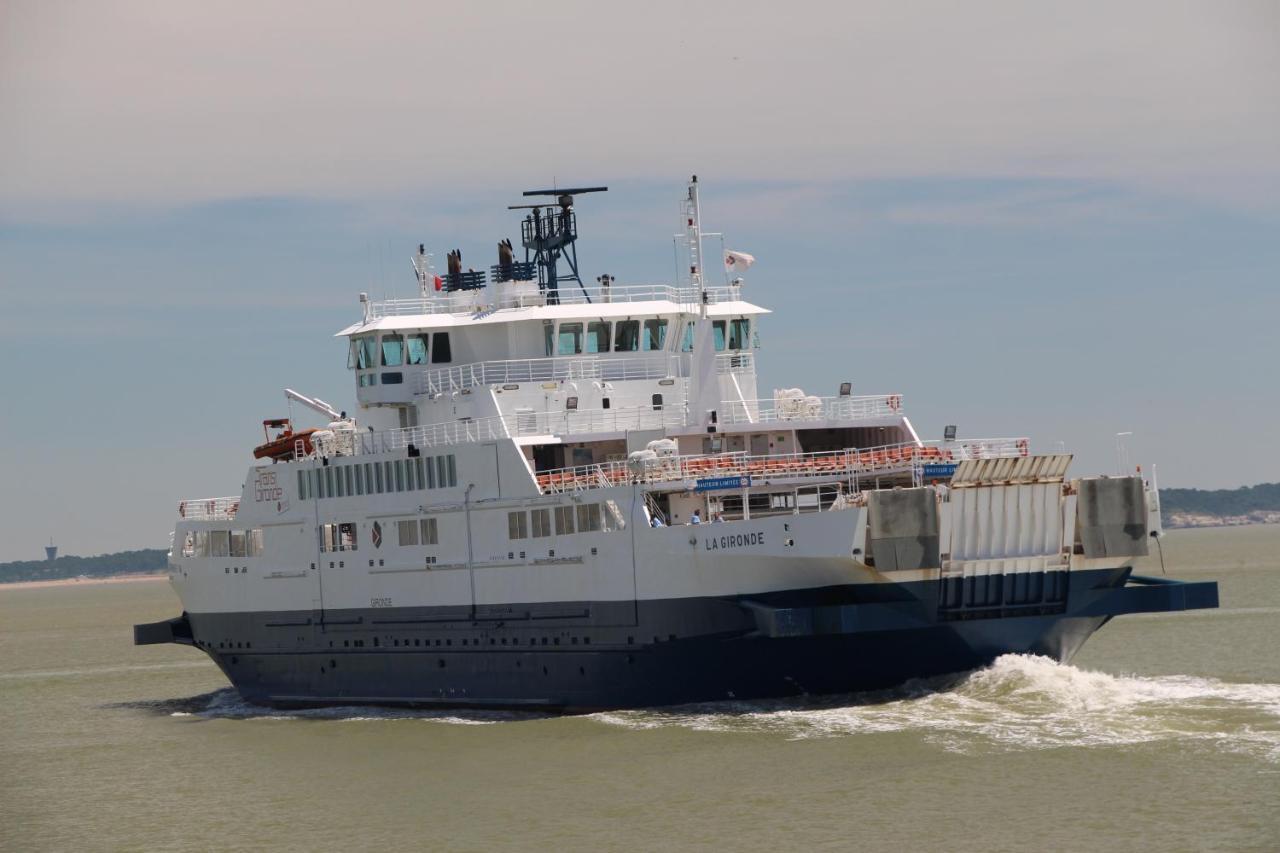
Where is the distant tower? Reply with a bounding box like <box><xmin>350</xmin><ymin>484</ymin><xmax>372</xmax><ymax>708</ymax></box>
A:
<box><xmin>45</xmin><ymin>539</ymin><xmax>58</xmax><ymax>561</ymax></box>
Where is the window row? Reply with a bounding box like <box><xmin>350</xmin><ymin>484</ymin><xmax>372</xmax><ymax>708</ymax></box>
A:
<box><xmin>548</xmin><ymin>319</ymin><xmax>668</xmax><ymax>356</ymax></box>
<box><xmin>181</xmin><ymin>528</ymin><xmax>264</xmax><ymax>558</ymax></box>
<box><xmin>507</xmin><ymin>502</ymin><xmax>622</xmax><ymax>540</ymax></box>
<box><xmin>297</xmin><ymin>454</ymin><xmax>458</xmax><ymax>500</ymax></box>
<box><xmin>349</xmin><ymin>332</ymin><xmax>453</xmax><ymax>370</ymax></box>
<box><xmin>396</xmin><ymin>518</ymin><xmax>439</xmax><ymax>546</ymax></box>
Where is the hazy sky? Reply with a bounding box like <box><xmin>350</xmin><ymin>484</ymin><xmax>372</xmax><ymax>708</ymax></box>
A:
<box><xmin>2</xmin><ymin>1</ymin><xmax>1278</xmax><ymax>561</ymax></box>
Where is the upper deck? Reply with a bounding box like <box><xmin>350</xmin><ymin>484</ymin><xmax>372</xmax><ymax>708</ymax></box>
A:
<box><xmin>339</xmin><ymin>281</ymin><xmax>767</xmax><ymax>334</ymax></box>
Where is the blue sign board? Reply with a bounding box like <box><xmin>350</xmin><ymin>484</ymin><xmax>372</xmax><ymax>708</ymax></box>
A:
<box><xmin>695</xmin><ymin>475</ymin><xmax>751</xmax><ymax>492</ymax></box>
<box><xmin>921</xmin><ymin>463</ymin><xmax>958</xmax><ymax>479</ymax></box>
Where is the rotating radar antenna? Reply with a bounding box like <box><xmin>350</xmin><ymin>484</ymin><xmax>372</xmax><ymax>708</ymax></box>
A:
<box><xmin>508</xmin><ymin>185</ymin><xmax>607</xmax><ymax>304</ymax></box>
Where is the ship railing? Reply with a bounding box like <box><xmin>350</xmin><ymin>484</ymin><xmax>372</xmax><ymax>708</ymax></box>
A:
<box><xmin>365</xmin><ymin>282</ymin><xmax>748</xmax><ymax>319</ymax></box>
<box><xmin>415</xmin><ymin>354</ymin><xmax>683</xmax><ymax>396</ymax></box>
<box><xmin>369</xmin><ymin>406</ymin><xmax>688</xmax><ymax>453</ymax></box>
<box><xmin>535</xmin><ymin>437</ymin><xmax>1030</xmax><ymax>495</ymax></box>
<box><xmin>721</xmin><ymin>393</ymin><xmax>902</xmax><ymax>425</ymax></box>
<box><xmin>177</xmin><ymin>496</ymin><xmax>241</xmax><ymax>520</ymax></box>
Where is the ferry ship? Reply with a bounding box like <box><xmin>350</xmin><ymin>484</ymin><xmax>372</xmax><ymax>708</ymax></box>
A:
<box><xmin>136</xmin><ymin>177</ymin><xmax>1218</xmax><ymax>710</ymax></box>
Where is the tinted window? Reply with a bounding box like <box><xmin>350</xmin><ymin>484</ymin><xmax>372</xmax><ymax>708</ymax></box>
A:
<box><xmin>558</xmin><ymin>323</ymin><xmax>583</xmax><ymax>355</ymax></box>
<box><xmin>614</xmin><ymin>320</ymin><xmax>640</xmax><ymax>352</ymax></box>
<box><xmin>586</xmin><ymin>321</ymin><xmax>611</xmax><ymax>353</ymax></box>
<box><xmin>729</xmin><ymin>319</ymin><xmax>749</xmax><ymax>350</ymax></box>
<box><xmin>432</xmin><ymin>332</ymin><xmax>452</xmax><ymax>363</ymax></box>
<box><xmin>713</xmin><ymin>321</ymin><xmax>726</xmax><ymax>352</ymax></box>
<box><xmin>381</xmin><ymin>335</ymin><xmax>404</xmax><ymax>366</ymax></box>
<box><xmin>643</xmin><ymin>319</ymin><xmax>668</xmax><ymax>351</ymax></box>
<box><xmin>406</xmin><ymin>334</ymin><xmax>429</xmax><ymax>365</ymax></box>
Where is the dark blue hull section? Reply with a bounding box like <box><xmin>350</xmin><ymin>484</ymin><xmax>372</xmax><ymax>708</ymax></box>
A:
<box><xmin>137</xmin><ymin>567</ymin><xmax>1218</xmax><ymax>711</ymax></box>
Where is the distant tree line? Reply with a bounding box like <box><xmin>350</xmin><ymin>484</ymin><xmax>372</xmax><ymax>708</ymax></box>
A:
<box><xmin>1160</xmin><ymin>482</ymin><xmax>1280</xmax><ymax>520</ymax></box>
<box><xmin>0</xmin><ymin>549</ymin><xmax>167</xmax><ymax>584</ymax></box>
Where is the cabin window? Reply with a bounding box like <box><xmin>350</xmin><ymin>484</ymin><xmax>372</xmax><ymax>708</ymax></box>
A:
<box><xmin>432</xmin><ymin>332</ymin><xmax>452</xmax><ymax>363</ymax></box>
<box><xmin>381</xmin><ymin>334</ymin><xmax>405</xmax><ymax>366</ymax></box>
<box><xmin>728</xmin><ymin>319</ymin><xmax>749</xmax><ymax>351</ymax></box>
<box><xmin>384</xmin><ymin>461</ymin><xmax>395</xmax><ymax>492</ymax></box>
<box><xmin>325</xmin><ymin>467</ymin><xmax>336</xmax><ymax>497</ymax></box>
<box><xmin>531</xmin><ymin>508</ymin><xmax>552</xmax><ymax>538</ymax></box>
<box><xmin>424</xmin><ymin>457</ymin><xmax>436</xmax><ymax>489</ymax></box>
<box><xmin>713</xmin><ymin>321</ymin><xmax>727</xmax><ymax>351</ymax></box>
<box><xmin>446</xmin><ymin>455</ymin><xmax>457</xmax><ymax>487</ymax></box>
<box><xmin>229</xmin><ymin>531</ymin><xmax>247</xmax><ymax>558</ymax></box>
<box><xmin>558</xmin><ymin>323</ymin><xmax>583</xmax><ymax>355</ymax></box>
<box><xmin>555</xmin><ymin>505</ymin><xmax>575</xmax><ymax>535</ymax></box>
<box><xmin>543</xmin><ymin>323</ymin><xmax>554</xmax><ymax>357</ymax></box>
<box><xmin>577</xmin><ymin>503</ymin><xmax>602</xmax><ymax>532</ymax></box>
<box><xmin>297</xmin><ymin>470</ymin><xmax>308</xmax><ymax>500</ymax></box>
<box><xmin>614</xmin><ymin>320</ymin><xmax>640</xmax><ymax>352</ymax></box>
<box><xmin>335</xmin><ymin>467</ymin><xmax>346</xmax><ymax>497</ymax></box>
<box><xmin>586</xmin><ymin>321</ymin><xmax>611</xmax><ymax>353</ymax></box>
<box><xmin>374</xmin><ymin>462</ymin><xmax>384</xmax><ymax>493</ymax></box>
<box><xmin>209</xmin><ymin>531</ymin><xmax>230</xmax><ymax>557</ymax></box>
<box><xmin>681</xmin><ymin>321</ymin><xmax>694</xmax><ymax>352</ymax></box>
<box><xmin>406</xmin><ymin>334</ymin><xmax>429</xmax><ymax>365</ymax></box>
<box><xmin>339</xmin><ymin>522</ymin><xmax>357</xmax><ymax>550</ymax></box>
<box><xmin>247</xmin><ymin>529</ymin><xmax>264</xmax><ymax>557</ymax></box>
<box><xmin>394</xmin><ymin>461</ymin><xmax>404</xmax><ymax>492</ymax></box>
<box><xmin>508</xmin><ymin>511</ymin><xmax>528</xmax><ymax>540</ymax></box>
<box><xmin>420</xmin><ymin>518</ymin><xmax>438</xmax><ymax>545</ymax></box>
<box><xmin>414</xmin><ymin>459</ymin><xmax>426</xmax><ymax>490</ymax></box>
<box><xmin>397</xmin><ymin>520</ymin><xmax>419</xmax><ymax>546</ymax></box>
<box><xmin>643</xmin><ymin>319</ymin><xmax>668</xmax><ymax>351</ymax></box>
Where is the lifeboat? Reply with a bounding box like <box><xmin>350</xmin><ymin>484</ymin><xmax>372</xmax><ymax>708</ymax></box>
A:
<box><xmin>253</xmin><ymin>418</ymin><xmax>317</xmax><ymax>461</ymax></box>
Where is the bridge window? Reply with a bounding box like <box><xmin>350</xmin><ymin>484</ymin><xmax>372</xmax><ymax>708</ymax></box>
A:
<box><xmin>614</xmin><ymin>320</ymin><xmax>640</xmax><ymax>352</ymax></box>
<box><xmin>354</xmin><ymin>336</ymin><xmax>376</xmax><ymax>369</ymax></box>
<box><xmin>713</xmin><ymin>321</ymin><xmax>727</xmax><ymax>351</ymax></box>
<box><xmin>432</xmin><ymin>332</ymin><xmax>452</xmax><ymax>363</ymax></box>
<box><xmin>558</xmin><ymin>323</ymin><xmax>583</xmax><ymax>355</ymax></box>
<box><xmin>381</xmin><ymin>334</ymin><xmax>404</xmax><ymax>367</ymax></box>
<box><xmin>406</xmin><ymin>334</ymin><xmax>429</xmax><ymax>365</ymax></box>
<box><xmin>543</xmin><ymin>323</ymin><xmax>554</xmax><ymax>357</ymax></box>
<box><xmin>643</xmin><ymin>319</ymin><xmax>668</xmax><ymax>351</ymax></box>
<box><xmin>586</xmin><ymin>321</ymin><xmax>611</xmax><ymax>353</ymax></box>
<box><xmin>681</xmin><ymin>321</ymin><xmax>694</xmax><ymax>352</ymax></box>
<box><xmin>729</xmin><ymin>319</ymin><xmax>749</xmax><ymax>350</ymax></box>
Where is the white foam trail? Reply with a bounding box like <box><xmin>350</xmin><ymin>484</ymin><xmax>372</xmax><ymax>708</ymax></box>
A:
<box><xmin>590</xmin><ymin>655</ymin><xmax>1280</xmax><ymax>763</ymax></box>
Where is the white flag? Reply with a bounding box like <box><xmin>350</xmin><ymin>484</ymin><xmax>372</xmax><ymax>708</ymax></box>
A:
<box><xmin>724</xmin><ymin>250</ymin><xmax>755</xmax><ymax>274</ymax></box>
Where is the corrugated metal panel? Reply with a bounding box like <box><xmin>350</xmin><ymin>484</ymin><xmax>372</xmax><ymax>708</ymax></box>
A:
<box><xmin>951</xmin><ymin>454</ymin><xmax>1073</xmax><ymax>487</ymax></box>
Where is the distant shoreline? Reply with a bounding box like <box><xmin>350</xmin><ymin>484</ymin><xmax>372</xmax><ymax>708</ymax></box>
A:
<box><xmin>0</xmin><ymin>572</ymin><xmax>168</xmax><ymax>591</ymax></box>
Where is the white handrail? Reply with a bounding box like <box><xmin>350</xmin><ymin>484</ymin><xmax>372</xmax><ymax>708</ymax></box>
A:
<box><xmin>366</xmin><ymin>282</ymin><xmax>749</xmax><ymax>319</ymax></box>
<box><xmin>535</xmin><ymin>438</ymin><xmax>1031</xmax><ymax>494</ymax></box>
<box><xmin>177</xmin><ymin>496</ymin><xmax>241</xmax><ymax>520</ymax></box>
<box><xmin>721</xmin><ymin>393</ymin><xmax>902</xmax><ymax>425</ymax></box>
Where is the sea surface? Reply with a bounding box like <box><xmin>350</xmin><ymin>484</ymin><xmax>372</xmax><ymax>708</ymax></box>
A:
<box><xmin>2</xmin><ymin>525</ymin><xmax>1278</xmax><ymax>852</ymax></box>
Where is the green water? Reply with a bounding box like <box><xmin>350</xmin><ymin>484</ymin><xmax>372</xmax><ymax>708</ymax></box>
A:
<box><xmin>3</xmin><ymin>525</ymin><xmax>1278</xmax><ymax>852</ymax></box>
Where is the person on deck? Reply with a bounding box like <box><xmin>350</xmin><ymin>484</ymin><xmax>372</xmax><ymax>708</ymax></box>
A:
<box><xmin>690</xmin><ymin>509</ymin><xmax>702</xmax><ymax>525</ymax></box>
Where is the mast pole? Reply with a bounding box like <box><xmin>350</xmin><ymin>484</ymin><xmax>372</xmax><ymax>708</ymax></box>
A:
<box><xmin>686</xmin><ymin>175</ymin><xmax>706</xmax><ymax>316</ymax></box>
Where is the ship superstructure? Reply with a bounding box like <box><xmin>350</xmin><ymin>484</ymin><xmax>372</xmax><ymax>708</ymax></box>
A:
<box><xmin>137</xmin><ymin>177</ymin><xmax>1217</xmax><ymax>710</ymax></box>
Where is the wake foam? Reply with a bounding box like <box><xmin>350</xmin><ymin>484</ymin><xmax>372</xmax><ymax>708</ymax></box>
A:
<box><xmin>591</xmin><ymin>655</ymin><xmax>1280</xmax><ymax>762</ymax></box>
